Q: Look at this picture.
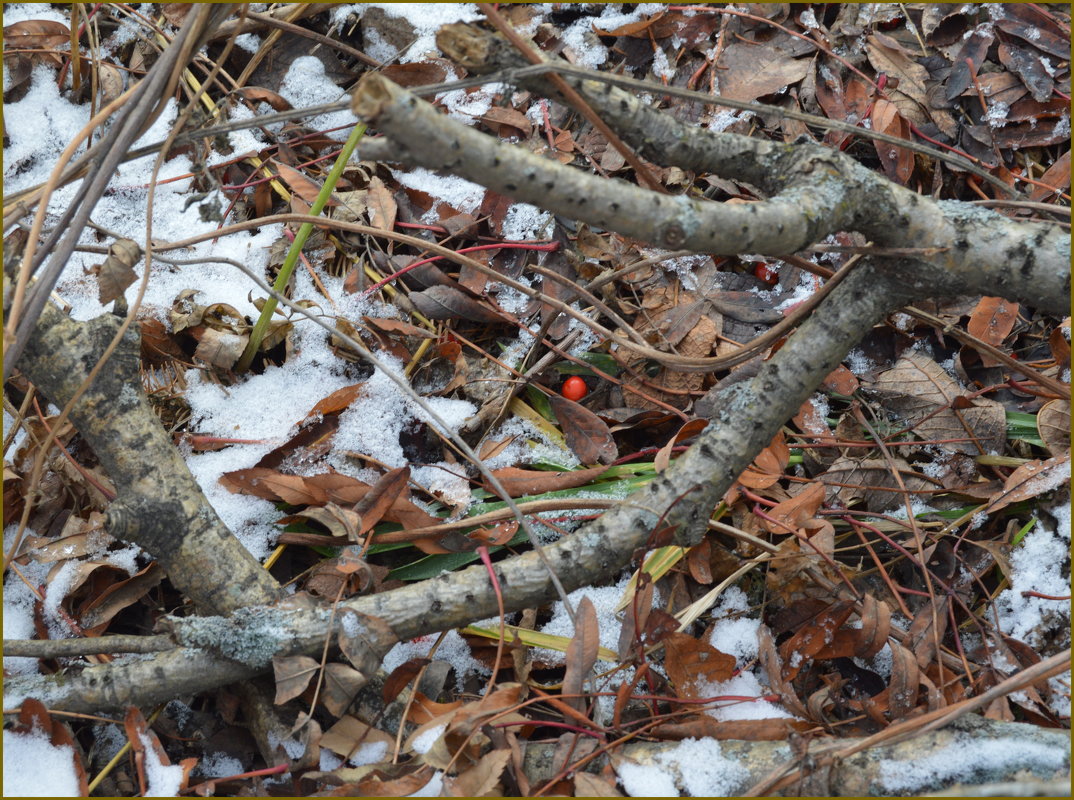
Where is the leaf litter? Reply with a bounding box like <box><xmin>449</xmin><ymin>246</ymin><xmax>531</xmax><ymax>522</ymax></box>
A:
<box><xmin>2</xmin><ymin>2</ymin><xmax>1069</xmax><ymax>796</ymax></box>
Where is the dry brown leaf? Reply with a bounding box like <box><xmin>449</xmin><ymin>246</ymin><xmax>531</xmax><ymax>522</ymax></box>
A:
<box><xmin>985</xmin><ymin>452</ymin><xmax>1071</xmax><ymax>514</ymax></box>
<box><xmin>549</xmin><ymin>393</ymin><xmax>618</xmax><ymax>465</ymax></box>
<box><xmin>322</xmin><ymin>662</ymin><xmax>369</xmax><ymax>717</ymax></box>
<box><xmin>193</xmin><ymin>328</ymin><xmax>247</xmax><ymax>370</ymax></box>
<box><xmin>870</xmin><ymin>97</ymin><xmax>914</xmax><ymax>184</ymax></box>
<box><xmin>321</xmin><ymin>715</ymin><xmax>396</xmax><ymax>761</ymax></box>
<box><xmin>274</xmin><ymin>159</ymin><xmax>331</xmax><ymax>206</ymax></box>
<box><xmin>91</xmin><ymin>238</ymin><xmax>141</xmax><ymax>305</ymax></box>
<box><xmin>1036</xmin><ymin>400</ymin><xmax>1070</xmax><ymax>456</ymax></box>
<box><xmin>562</xmin><ymin>597</ymin><xmax>600</xmax><ymax>714</ymax></box>
<box><xmin>907</xmin><ymin>595</ymin><xmax>950</xmax><ymax>669</ymax></box>
<box><xmin>1029</xmin><ymin>149</ymin><xmax>1071</xmax><ymax>202</ymax></box>
<box><xmin>410</xmin><ymin>284</ymin><xmax>503</xmax><ymax>323</ymax></box>
<box><xmin>819</xmin><ymin>455</ymin><xmax>938</xmax><ymax>511</ymax></box>
<box><xmin>967</xmin><ymin>297</ymin><xmax>1019</xmax><ymax>366</ymax></box>
<box><xmin>865</xmin><ymin>33</ymin><xmax>930</xmax><ymax>124</ymax></box>
<box><xmin>573</xmin><ymin>771</ymin><xmax>624</xmax><ymax>796</ymax></box>
<box><xmin>662</xmin><ymin>631</ymin><xmax>736</xmax><ymax>698</ymax></box>
<box><xmin>483</xmin><ymin>466</ymin><xmax>610</xmax><ymax>496</ymax></box>
<box><xmin>273</xmin><ymin>654</ymin><xmax>320</xmax><ymax>704</ymax></box>
<box><xmin>715</xmin><ymin>39</ymin><xmax>813</xmax><ymax>104</ymax></box>
<box><xmin>354</xmin><ymin>466</ymin><xmax>411</xmax><ymax>536</ymax></box>
<box><xmin>238</xmin><ymin>86</ymin><xmax>293</xmax><ymax>111</ymax></box>
<box><xmin>365</xmin><ymin>175</ymin><xmax>397</xmax><ymax>232</ymax></box>
<box><xmin>337</xmin><ymin>608</ymin><xmax>398</xmax><ymax>679</ymax></box>
<box><xmin>763</xmin><ymin>481</ymin><xmax>825</xmax><ymax>534</ymax></box>
<box><xmin>756</xmin><ymin>623</ymin><xmax>809</xmax><ymax>718</ymax></box>
<box><xmin>652</xmin><ymin>716</ymin><xmax>809</xmax><ymax>741</ymax></box>
<box><xmin>12</xmin><ymin>699</ymin><xmax>87</xmax><ymax>796</ymax></box>
<box><xmin>778</xmin><ymin>601</ymin><xmax>855</xmax><ymax>681</ymax></box>
<box><xmin>79</xmin><ymin>563</ymin><xmax>165</xmax><ymax>635</ymax></box>
<box><xmin>444</xmin><ymin>748</ymin><xmax>511</xmax><ymax>797</ymax></box>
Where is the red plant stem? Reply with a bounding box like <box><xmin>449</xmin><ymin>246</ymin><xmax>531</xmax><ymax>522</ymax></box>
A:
<box><xmin>477</xmin><ymin>545</ymin><xmax>507</xmax><ymax>696</ymax></box>
<box><xmin>611</xmin><ymin>445</ymin><xmax>690</xmax><ymax>465</ymax></box>
<box><xmin>1021</xmin><ymin>590</ymin><xmax>1071</xmax><ymax>601</ymax></box>
<box><xmin>492</xmin><ymin>718</ymin><xmax>605</xmax><ymax>738</ymax></box>
<box><xmin>32</xmin><ymin>396</ymin><xmax>117</xmax><ymax>501</ymax></box>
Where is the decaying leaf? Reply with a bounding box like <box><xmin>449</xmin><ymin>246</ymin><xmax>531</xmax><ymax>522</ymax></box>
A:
<box><xmin>89</xmin><ymin>238</ymin><xmax>141</xmax><ymax>305</ymax></box>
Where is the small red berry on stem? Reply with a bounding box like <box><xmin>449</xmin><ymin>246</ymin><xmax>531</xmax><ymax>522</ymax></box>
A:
<box><xmin>561</xmin><ymin>376</ymin><xmax>588</xmax><ymax>401</ymax></box>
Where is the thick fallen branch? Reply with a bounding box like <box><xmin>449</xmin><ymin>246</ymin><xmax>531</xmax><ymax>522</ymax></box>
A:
<box><xmin>11</xmin><ymin>303</ymin><xmax>281</xmax><ymax>615</ymax></box>
<box><xmin>354</xmin><ymin>44</ymin><xmax>1069</xmax><ymax>314</ymax></box>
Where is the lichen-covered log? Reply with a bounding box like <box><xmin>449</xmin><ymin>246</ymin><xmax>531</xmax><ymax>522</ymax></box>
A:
<box><xmin>14</xmin><ymin>303</ymin><xmax>281</xmax><ymax>614</ymax></box>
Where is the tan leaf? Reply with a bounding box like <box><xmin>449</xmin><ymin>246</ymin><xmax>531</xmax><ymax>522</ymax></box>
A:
<box><xmin>444</xmin><ymin>748</ymin><xmax>511</xmax><ymax>797</ymax></box>
<box><xmin>193</xmin><ymin>328</ymin><xmax>248</xmax><ymax>369</ymax></box>
<box><xmin>365</xmin><ymin>176</ymin><xmax>397</xmax><ymax>232</ymax></box>
<box><xmin>272</xmin><ymin>654</ymin><xmax>320</xmax><ymax>704</ymax></box>
<box><xmin>819</xmin><ymin>455</ymin><xmax>939</xmax><ymax>512</ymax></box>
<box><xmin>321</xmin><ymin>715</ymin><xmax>395</xmax><ymax>760</ymax></box>
<box><xmin>869</xmin><ymin>351</ymin><xmax>1006</xmax><ymax>455</ymax></box>
<box><xmin>337</xmin><ymin>608</ymin><xmax>398</xmax><ymax>678</ymax></box>
<box><xmin>93</xmin><ymin>238</ymin><xmax>141</xmax><ymax>305</ymax></box>
<box><xmin>322</xmin><ymin>662</ymin><xmax>368</xmax><ymax>717</ymax></box>
<box><xmin>1036</xmin><ymin>400</ymin><xmax>1070</xmax><ymax>456</ymax></box>
<box><xmin>96</xmin><ymin>62</ymin><xmax>125</xmax><ymax>105</ymax></box>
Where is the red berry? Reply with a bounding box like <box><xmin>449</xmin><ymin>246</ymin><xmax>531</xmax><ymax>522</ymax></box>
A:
<box><xmin>754</xmin><ymin>262</ymin><xmax>779</xmax><ymax>285</ymax></box>
<box><xmin>561</xmin><ymin>376</ymin><xmax>588</xmax><ymax>401</ymax></box>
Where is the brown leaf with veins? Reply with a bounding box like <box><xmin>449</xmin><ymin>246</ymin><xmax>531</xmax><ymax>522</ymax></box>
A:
<box><xmin>410</xmin><ymin>284</ymin><xmax>504</xmax><ymax>323</ymax></box>
<box><xmin>985</xmin><ymin>452</ymin><xmax>1071</xmax><ymax>514</ymax></box>
<box><xmin>273</xmin><ymin>654</ymin><xmax>319</xmax><ymax>704</ymax></box>
<box><xmin>562</xmin><ymin>597</ymin><xmax>600</xmax><ymax>713</ymax></box>
<box><xmin>868</xmin><ymin>351</ymin><xmax>1006</xmax><ymax>456</ymax></box>
<box><xmin>548</xmin><ymin>393</ymin><xmax>618</xmax><ymax>465</ymax></box>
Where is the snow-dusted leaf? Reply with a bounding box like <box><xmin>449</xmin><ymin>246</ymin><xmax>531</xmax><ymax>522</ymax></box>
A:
<box><xmin>985</xmin><ymin>452</ymin><xmax>1071</xmax><ymax>514</ymax></box>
